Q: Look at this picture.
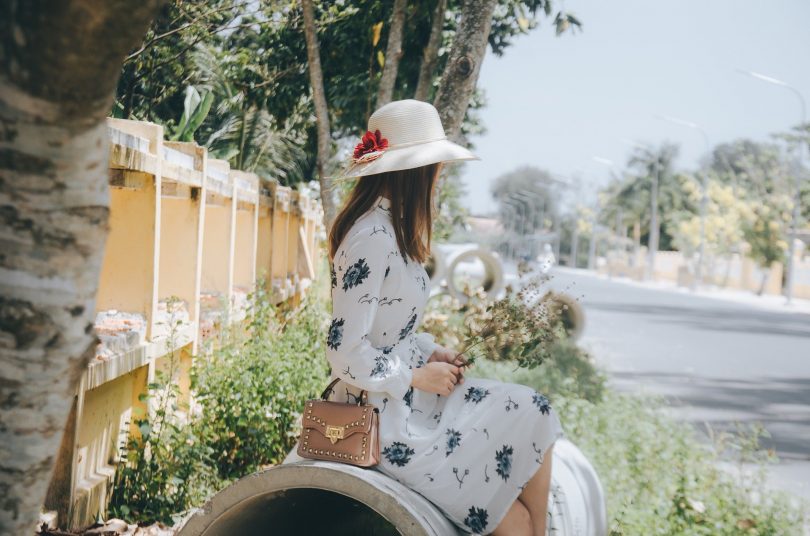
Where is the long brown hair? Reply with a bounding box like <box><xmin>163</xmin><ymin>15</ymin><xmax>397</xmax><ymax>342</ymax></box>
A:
<box><xmin>328</xmin><ymin>163</ymin><xmax>441</xmax><ymax>264</ymax></box>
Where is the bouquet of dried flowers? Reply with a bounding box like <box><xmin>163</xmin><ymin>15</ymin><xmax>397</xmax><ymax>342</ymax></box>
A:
<box><xmin>424</xmin><ymin>265</ymin><xmax>573</xmax><ymax>370</ymax></box>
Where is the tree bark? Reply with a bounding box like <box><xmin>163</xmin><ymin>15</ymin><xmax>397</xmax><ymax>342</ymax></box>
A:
<box><xmin>0</xmin><ymin>1</ymin><xmax>162</xmax><ymax>532</ymax></box>
<box><xmin>375</xmin><ymin>0</ymin><xmax>408</xmax><ymax>108</ymax></box>
<box><xmin>413</xmin><ymin>0</ymin><xmax>447</xmax><ymax>102</ymax></box>
<box><xmin>300</xmin><ymin>0</ymin><xmax>338</xmax><ymax>234</ymax></box>
<box><xmin>432</xmin><ymin>0</ymin><xmax>497</xmax><ymax>141</ymax></box>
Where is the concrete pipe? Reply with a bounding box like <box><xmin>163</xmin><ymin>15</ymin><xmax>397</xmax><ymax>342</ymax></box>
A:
<box><xmin>177</xmin><ymin>439</ymin><xmax>606</xmax><ymax>536</ymax></box>
<box><xmin>547</xmin><ymin>439</ymin><xmax>608</xmax><ymax>536</ymax></box>
<box><xmin>176</xmin><ymin>460</ymin><xmax>462</xmax><ymax>536</ymax></box>
<box><xmin>446</xmin><ymin>248</ymin><xmax>505</xmax><ymax>305</ymax></box>
<box><xmin>540</xmin><ymin>291</ymin><xmax>585</xmax><ymax>341</ymax></box>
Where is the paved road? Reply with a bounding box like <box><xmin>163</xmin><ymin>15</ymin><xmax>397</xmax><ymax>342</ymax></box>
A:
<box><xmin>541</xmin><ymin>267</ymin><xmax>810</xmax><ymax>500</ymax></box>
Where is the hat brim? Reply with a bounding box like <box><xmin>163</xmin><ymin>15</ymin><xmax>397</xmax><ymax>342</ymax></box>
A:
<box><xmin>326</xmin><ymin>138</ymin><xmax>480</xmax><ymax>180</ymax></box>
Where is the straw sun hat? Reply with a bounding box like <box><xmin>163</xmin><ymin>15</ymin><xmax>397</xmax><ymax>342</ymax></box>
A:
<box><xmin>329</xmin><ymin>99</ymin><xmax>480</xmax><ymax>180</ymax></box>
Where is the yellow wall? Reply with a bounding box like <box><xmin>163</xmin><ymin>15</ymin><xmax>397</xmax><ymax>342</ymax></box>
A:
<box><xmin>96</xmin><ymin>179</ymin><xmax>159</xmax><ymax>333</ymax></box>
<box><xmin>201</xmin><ymin>203</ymin><xmax>231</xmax><ymax>294</ymax></box>
<box><xmin>159</xmin><ymin>196</ymin><xmax>201</xmax><ymax>310</ymax></box>
<box><xmin>58</xmin><ymin>118</ymin><xmax>324</xmax><ymax>531</ymax></box>
<box><xmin>287</xmin><ymin>202</ymin><xmax>300</xmax><ymax>279</ymax></box>
<box><xmin>256</xmin><ymin>207</ymin><xmax>272</xmax><ymax>284</ymax></box>
<box><xmin>234</xmin><ymin>209</ymin><xmax>256</xmax><ymax>287</ymax></box>
<box><xmin>271</xmin><ymin>203</ymin><xmax>288</xmax><ymax>279</ymax></box>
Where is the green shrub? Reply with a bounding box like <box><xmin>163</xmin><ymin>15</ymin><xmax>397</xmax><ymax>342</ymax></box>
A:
<box><xmin>466</xmin><ymin>339</ymin><xmax>606</xmax><ymax>403</ymax></box>
<box><xmin>107</xmin><ymin>283</ymin><xmax>331</xmax><ymax>524</ymax></box>
<box><xmin>108</xmin><ymin>297</ymin><xmax>221</xmax><ymax>525</ymax></box>
<box><xmin>191</xmin><ymin>284</ymin><xmax>330</xmax><ymax>479</ymax></box>
<box><xmin>560</xmin><ymin>392</ymin><xmax>806</xmax><ymax>535</ymax></box>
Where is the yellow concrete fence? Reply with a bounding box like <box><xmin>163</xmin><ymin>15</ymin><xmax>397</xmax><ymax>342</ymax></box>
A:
<box><xmin>42</xmin><ymin>118</ymin><xmax>325</xmax><ymax>530</ymax></box>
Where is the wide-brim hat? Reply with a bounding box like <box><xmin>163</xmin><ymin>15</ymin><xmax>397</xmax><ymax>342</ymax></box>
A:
<box><xmin>328</xmin><ymin>99</ymin><xmax>480</xmax><ymax>180</ymax></box>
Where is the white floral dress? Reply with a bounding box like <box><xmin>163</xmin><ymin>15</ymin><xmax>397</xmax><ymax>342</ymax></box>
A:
<box><xmin>326</xmin><ymin>195</ymin><xmax>565</xmax><ymax>535</ymax></box>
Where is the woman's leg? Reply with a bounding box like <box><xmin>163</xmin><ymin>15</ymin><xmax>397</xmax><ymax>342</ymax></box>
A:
<box><xmin>491</xmin><ymin>497</ymin><xmax>532</xmax><ymax>536</ymax></box>
<box><xmin>518</xmin><ymin>441</ymin><xmax>555</xmax><ymax>536</ymax></box>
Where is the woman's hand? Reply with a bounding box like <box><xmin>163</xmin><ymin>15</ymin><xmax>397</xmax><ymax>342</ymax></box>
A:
<box><xmin>411</xmin><ymin>362</ymin><xmax>461</xmax><ymax>396</ymax></box>
<box><xmin>427</xmin><ymin>345</ymin><xmax>471</xmax><ymax>384</ymax></box>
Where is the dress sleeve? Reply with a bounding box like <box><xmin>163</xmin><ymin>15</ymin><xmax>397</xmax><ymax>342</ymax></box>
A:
<box><xmin>414</xmin><ymin>331</ymin><xmax>442</xmax><ymax>358</ymax></box>
<box><xmin>326</xmin><ymin>225</ymin><xmax>413</xmax><ymax>400</ymax></box>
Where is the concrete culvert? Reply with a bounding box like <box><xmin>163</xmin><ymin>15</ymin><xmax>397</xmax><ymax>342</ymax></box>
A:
<box><xmin>540</xmin><ymin>291</ymin><xmax>585</xmax><ymax>341</ymax></box>
<box><xmin>177</xmin><ymin>440</ymin><xmax>606</xmax><ymax>536</ymax></box>
<box><xmin>175</xmin><ymin>461</ymin><xmax>462</xmax><ymax>536</ymax></box>
<box><xmin>446</xmin><ymin>248</ymin><xmax>504</xmax><ymax>305</ymax></box>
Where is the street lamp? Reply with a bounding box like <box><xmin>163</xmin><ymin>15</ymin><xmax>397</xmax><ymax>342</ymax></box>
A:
<box><xmin>593</xmin><ymin>155</ymin><xmax>627</xmax><ymax>252</ymax></box>
<box><xmin>656</xmin><ymin>114</ymin><xmax>711</xmax><ymax>288</ymax></box>
<box><xmin>622</xmin><ymin>139</ymin><xmax>661</xmax><ymax>281</ymax></box>
<box><xmin>500</xmin><ymin>202</ymin><xmax>518</xmax><ymax>259</ymax></box>
<box><xmin>506</xmin><ymin>195</ymin><xmax>527</xmax><ymax>260</ymax></box>
<box><xmin>513</xmin><ymin>190</ymin><xmax>541</xmax><ymax>257</ymax></box>
<box><xmin>503</xmin><ymin>198</ymin><xmax>523</xmax><ymax>260</ymax></box>
<box><xmin>550</xmin><ymin>174</ymin><xmax>578</xmax><ymax>260</ymax></box>
<box><xmin>739</xmin><ymin>69</ymin><xmax>807</xmax><ymax>304</ymax></box>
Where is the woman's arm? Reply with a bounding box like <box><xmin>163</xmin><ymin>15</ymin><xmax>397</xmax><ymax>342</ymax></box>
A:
<box><xmin>414</xmin><ymin>331</ymin><xmax>442</xmax><ymax>359</ymax></box>
<box><xmin>326</xmin><ymin>225</ymin><xmax>413</xmax><ymax>399</ymax></box>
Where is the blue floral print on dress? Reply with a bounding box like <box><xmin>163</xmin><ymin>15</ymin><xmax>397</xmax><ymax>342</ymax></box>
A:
<box><xmin>532</xmin><ymin>392</ymin><xmax>552</xmax><ymax>415</ymax></box>
<box><xmin>330</xmin><ymin>265</ymin><xmax>337</xmax><ymax>289</ymax></box>
<box><xmin>327</xmin><ymin>318</ymin><xmax>344</xmax><ymax>350</ymax></box>
<box><xmin>495</xmin><ymin>444</ymin><xmax>513</xmax><ymax>482</ymax></box>
<box><xmin>383</xmin><ymin>441</ymin><xmax>415</xmax><ymax>467</ymax></box>
<box><xmin>463</xmin><ymin>506</ymin><xmax>489</xmax><ymax>533</ymax></box>
<box><xmin>371</xmin><ymin>353</ymin><xmax>392</xmax><ymax>378</ymax></box>
<box><xmin>403</xmin><ymin>386</ymin><xmax>414</xmax><ymax>409</ymax></box>
<box><xmin>464</xmin><ymin>386</ymin><xmax>490</xmax><ymax>404</ymax></box>
<box><xmin>398</xmin><ymin>309</ymin><xmax>417</xmax><ymax>340</ymax></box>
<box><xmin>342</xmin><ymin>257</ymin><xmax>371</xmax><ymax>291</ymax></box>
<box><xmin>445</xmin><ymin>428</ymin><xmax>462</xmax><ymax>456</ymax></box>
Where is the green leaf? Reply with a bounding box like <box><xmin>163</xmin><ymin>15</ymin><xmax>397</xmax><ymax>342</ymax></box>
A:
<box><xmin>172</xmin><ymin>86</ymin><xmax>201</xmax><ymax>141</ymax></box>
<box><xmin>377</xmin><ymin>50</ymin><xmax>385</xmax><ymax>69</ymax></box>
<box><xmin>139</xmin><ymin>422</ymin><xmax>152</xmax><ymax>438</ymax></box>
<box><xmin>185</xmin><ymin>92</ymin><xmax>213</xmax><ymax>142</ymax></box>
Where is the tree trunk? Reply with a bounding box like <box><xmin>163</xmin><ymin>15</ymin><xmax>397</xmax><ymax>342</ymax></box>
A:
<box><xmin>0</xmin><ymin>1</ymin><xmax>162</xmax><ymax>532</ymax></box>
<box><xmin>414</xmin><ymin>0</ymin><xmax>447</xmax><ymax>102</ymax></box>
<box><xmin>432</xmin><ymin>0</ymin><xmax>497</xmax><ymax>141</ymax></box>
<box><xmin>375</xmin><ymin>0</ymin><xmax>408</xmax><ymax>108</ymax></box>
<box><xmin>300</xmin><ymin>0</ymin><xmax>339</xmax><ymax>235</ymax></box>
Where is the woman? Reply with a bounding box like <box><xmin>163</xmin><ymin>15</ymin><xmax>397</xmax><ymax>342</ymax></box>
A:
<box><xmin>325</xmin><ymin>99</ymin><xmax>564</xmax><ymax>535</ymax></box>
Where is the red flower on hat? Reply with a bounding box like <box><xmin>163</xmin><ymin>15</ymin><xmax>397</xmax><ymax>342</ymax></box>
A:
<box><xmin>352</xmin><ymin>129</ymin><xmax>389</xmax><ymax>163</ymax></box>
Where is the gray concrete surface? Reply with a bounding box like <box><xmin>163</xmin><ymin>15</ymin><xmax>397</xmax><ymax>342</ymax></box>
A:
<box><xmin>537</xmin><ymin>266</ymin><xmax>810</xmax><ymax>501</ymax></box>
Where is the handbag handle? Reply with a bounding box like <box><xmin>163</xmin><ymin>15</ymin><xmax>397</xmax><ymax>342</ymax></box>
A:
<box><xmin>320</xmin><ymin>377</ymin><xmax>368</xmax><ymax>405</ymax></box>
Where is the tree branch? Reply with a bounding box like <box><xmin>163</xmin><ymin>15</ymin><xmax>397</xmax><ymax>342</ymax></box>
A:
<box><xmin>414</xmin><ymin>0</ymin><xmax>446</xmax><ymax>102</ymax></box>
<box><xmin>375</xmin><ymin>0</ymin><xmax>408</xmax><ymax>108</ymax></box>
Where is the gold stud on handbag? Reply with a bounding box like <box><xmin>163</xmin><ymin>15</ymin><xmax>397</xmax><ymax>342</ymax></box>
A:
<box><xmin>297</xmin><ymin>377</ymin><xmax>380</xmax><ymax>467</ymax></box>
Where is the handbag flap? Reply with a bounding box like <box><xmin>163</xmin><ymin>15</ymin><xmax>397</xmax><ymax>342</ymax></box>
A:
<box><xmin>303</xmin><ymin>399</ymin><xmax>374</xmax><ymax>439</ymax></box>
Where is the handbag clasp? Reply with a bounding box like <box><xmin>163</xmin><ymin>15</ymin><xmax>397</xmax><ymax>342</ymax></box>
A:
<box><xmin>325</xmin><ymin>425</ymin><xmax>344</xmax><ymax>444</ymax></box>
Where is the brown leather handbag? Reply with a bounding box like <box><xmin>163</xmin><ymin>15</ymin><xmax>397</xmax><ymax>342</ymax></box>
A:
<box><xmin>297</xmin><ymin>377</ymin><xmax>380</xmax><ymax>467</ymax></box>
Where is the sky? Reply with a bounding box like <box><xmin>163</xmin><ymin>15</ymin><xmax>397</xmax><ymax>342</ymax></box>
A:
<box><xmin>460</xmin><ymin>0</ymin><xmax>810</xmax><ymax>216</ymax></box>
